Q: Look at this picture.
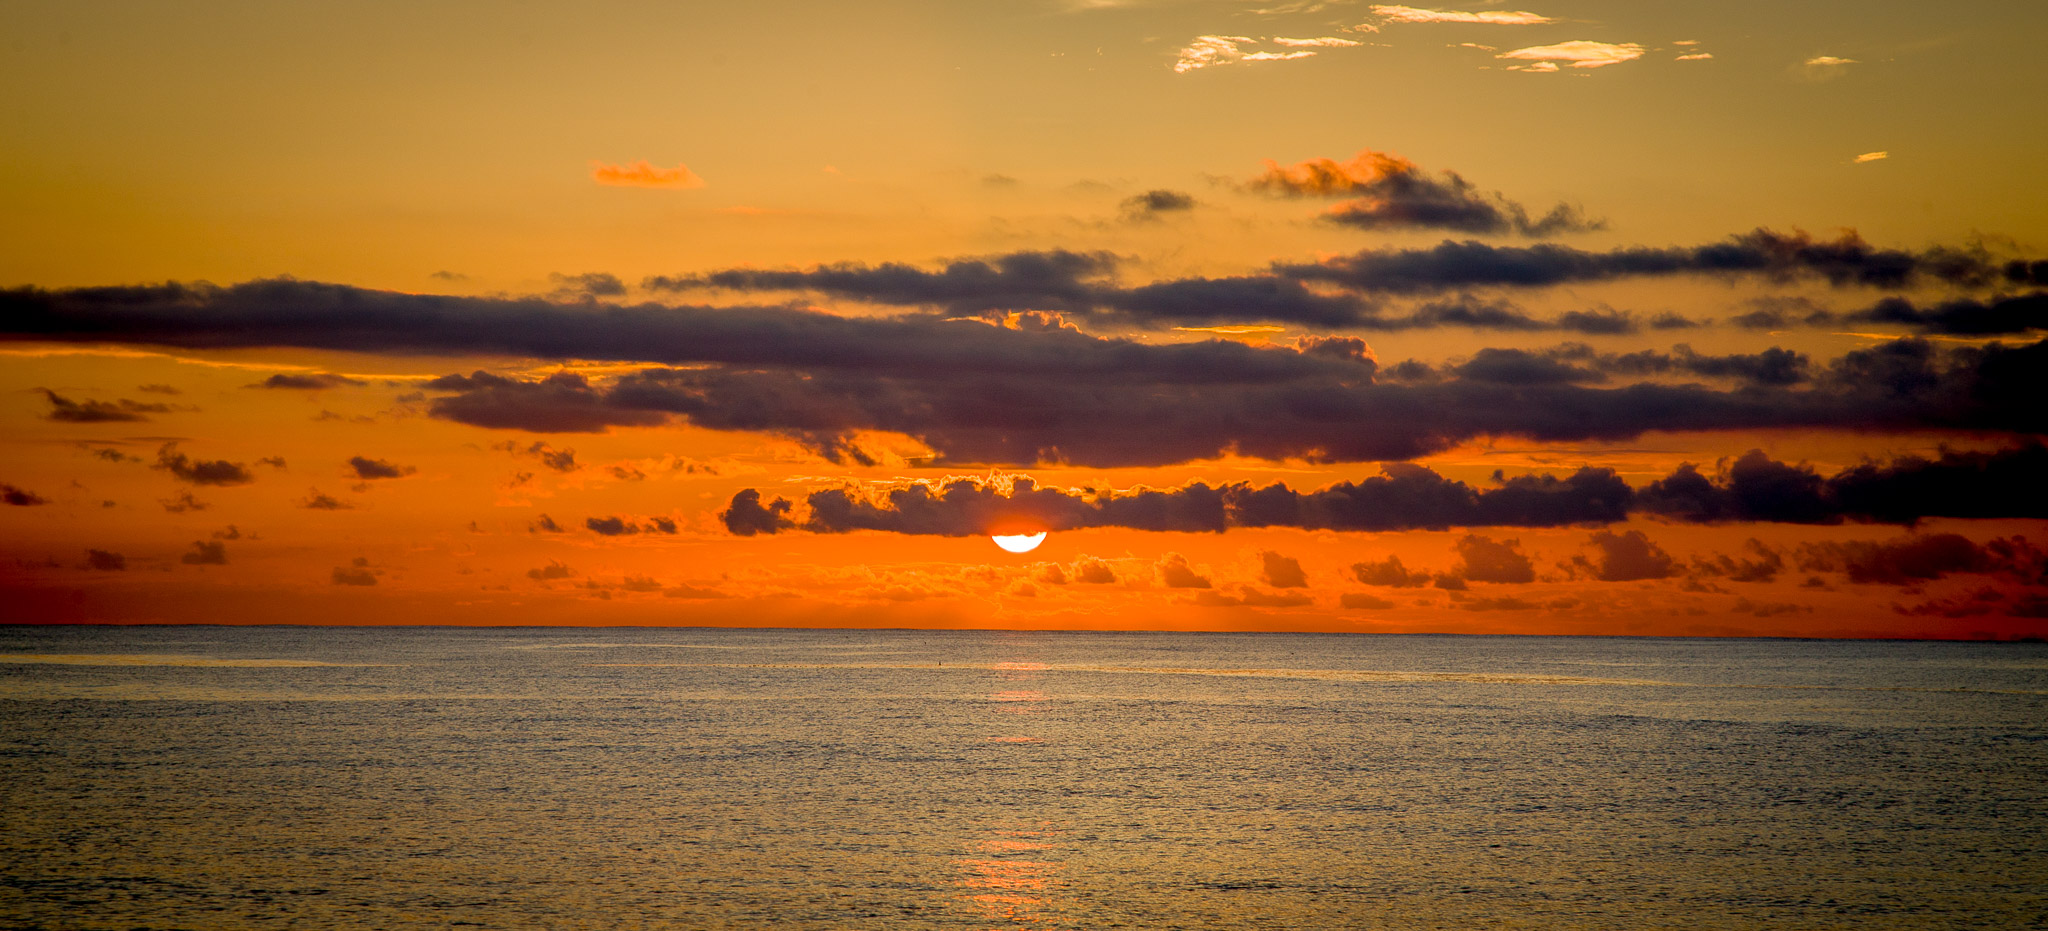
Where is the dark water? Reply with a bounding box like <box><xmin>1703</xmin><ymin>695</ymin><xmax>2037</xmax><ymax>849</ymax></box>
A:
<box><xmin>2</xmin><ymin>626</ymin><xmax>2044</xmax><ymax>929</ymax></box>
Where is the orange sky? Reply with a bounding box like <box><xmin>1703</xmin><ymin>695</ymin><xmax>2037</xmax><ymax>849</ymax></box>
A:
<box><xmin>3</xmin><ymin>1</ymin><xmax>2045</xmax><ymax>637</ymax></box>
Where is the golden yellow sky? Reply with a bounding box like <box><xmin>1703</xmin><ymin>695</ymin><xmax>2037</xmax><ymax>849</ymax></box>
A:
<box><xmin>4</xmin><ymin>1</ymin><xmax>2046</xmax><ymax>636</ymax></box>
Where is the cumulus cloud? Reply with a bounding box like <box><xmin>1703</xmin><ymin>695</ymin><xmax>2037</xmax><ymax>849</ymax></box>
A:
<box><xmin>1851</xmin><ymin>292</ymin><xmax>2048</xmax><ymax>336</ymax></box>
<box><xmin>347</xmin><ymin>456</ymin><xmax>416</xmax><ymax>480</ymax></box>
<box><xmin>332</xmin><ymin>557</ymin><xmax>378</xmax><ymax>586</ymax></box>
<box><xmin>1259</xmin><ymin>551</ymin><xmax>1310</xmax><ymax>588</ymax></box>
<box><xmin>1248</xmin><ymin>149</ymin><xmax>1601</xmax><ymax>236</ymax></box>
<box><xmin>527</xmin><ymin>560</ymin><xmax>575</xmax><ymax>581</ymax></box>
<box><xmin>84</xmin><ymin>549</ymin><xmax>127</xmax><ymax>571</ymax></box>
<box><xmin>591</xmin><ymin>160</ymin><xmax>704</xmax><ymax>189</ymax></box>
<box><xmin>155</xmin><ymin>443</ymin><xmax>254</xmax><ymax>486</ymax></box>
<box><xmin>1454</xmin><ymin>534</ymin><xmax>1535</xmax><ymax>583</ymax></box>
<box><xmin>1692</xmin><ymin>539</ymin><xmax>1785</xmax><ymax>583</ymax></box>
<box><xmin>1797</xmin><ymin>534</ymin><xmax>2037</xmax><ymax>586</ymax></box>
<box><xmin>1157</xmin><ymin>553</ymin><xmax>1213</xmax><ymax>589</ymax></box>
<box><xmin>300</xmin><ymin>489</ymin><xmax>354</xmax><ymax>510</ymax></box>
<box><xmin>180</xmin><ymin>540</ymin><xmax>228</xmax><ymax>566</ymax></box>
<box><xmin>1573</xmin><ymin>529</ymin><xmax>1674</xmax><ymax>581</ymax></box>
<box><xmin>1351</xmin><ymin>555</ymin><xmax>1432</xmax><ymax>587</ymax></box>
<box><xmin>1499</xmin><ymin>41</ymin><xmax>1645</xmax><ymax>70</ymax></box>
<box><xmin>1371</xmin><ymin>5</ymin><xmax>1555</xmax><ymax>25</ymax></box>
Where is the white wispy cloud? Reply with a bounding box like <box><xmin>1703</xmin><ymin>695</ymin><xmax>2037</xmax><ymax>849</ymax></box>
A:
<box><xmin>1173</xmin><ymin>35</ymin><xmax>1332</xmax><ymax>72</ymax></box>
<box><xmin>1676</xmin><ymin>52</ymin><xmax>1713</xmax><ymax>61</ymax></box>
<box><xmin>1499</xmin><ymin>40</ymin><xmax>1645</xmax><ymax>70</ymax></box>
<box><xmin>1371</xmin><ymin>5</ymin><xmax>1555</xmax><ymax>25</ymax></box>
<box><xmin>1855</xmin><ymin>151</ymin><xmax>1889</xmax><ymax>164</ymax></box>
<box><xmin>1805</xmin><ymin>55</ymin><xmax>1857</xmax><ymax>66</ymax></box>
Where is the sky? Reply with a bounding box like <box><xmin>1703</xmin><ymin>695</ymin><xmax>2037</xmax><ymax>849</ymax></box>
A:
<box><xmin>3</xmin><ymin>0</ymin><xmax>2046</xmax><ymax>637</ymax></box>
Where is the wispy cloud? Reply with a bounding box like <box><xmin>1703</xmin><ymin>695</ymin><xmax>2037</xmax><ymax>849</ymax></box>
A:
<box><xmin>1855</xmin><ymin>151</ymin><xmax>1889</xmax><ymax>164</ymax></box>
<box><xmin>1248</xmin><ymin>149</ymin><xmax>1602</xmax><ymax>236</ymax></box>
<box><xmin>1370</xmin><ymin>5</ymin><xmax>1555</xmax><ymax>25</ymax></box>
<box><xmin>1675</xmin><ymin>52</ymin><xmax>1713</xmax><ymax>61</ymax></box>
<box><xmin>1173</xmin><ymin>36</ymin><xmax>1320</xmax><ymax>73</ymax></box>
<box><xmin>590</xmin><ymin>160</ymin><xmax>705</xmax><ymax>189</ymax></box>
<box><xmin>1272</xmin><ymin>36</ymin><xmax>1362</xmax><ymax>48</ymax></box>
<box><xmin>1499</xmin><ymin>40</ymin><xmax>1645</xmax><ymax>70</ymax></box>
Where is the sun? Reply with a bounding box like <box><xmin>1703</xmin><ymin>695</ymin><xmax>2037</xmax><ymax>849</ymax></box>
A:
<box><xmin>991</xmin><ymin>532</ymin><xmax>1048</xmax><ymax>554</ymax></box>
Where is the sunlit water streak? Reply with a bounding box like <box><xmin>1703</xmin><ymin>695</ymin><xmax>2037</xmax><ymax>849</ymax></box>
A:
<box><xmin>2</xmin><ymin>626</ymin><xmax>2044</xmax><ymax>929</ymax></box>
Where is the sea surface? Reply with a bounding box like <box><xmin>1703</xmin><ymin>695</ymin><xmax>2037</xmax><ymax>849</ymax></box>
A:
<box><xmin>2</xmin><ymin>626</ymin><xmax>2044</xmax><ymax>930</ymax></box>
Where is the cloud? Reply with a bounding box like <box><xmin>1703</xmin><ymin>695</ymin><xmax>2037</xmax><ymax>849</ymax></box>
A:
<box><xmin>1156</xmin><ymin>552</ymin><xmax>1213</xmax><ymax>589</ymax></box>
<box><xmin>347</xmin><ymin>456</ymin><xmax>416</xmax><ymax>480</ymax></box>
<box><xmin>1121</xmin><ymin>189</ymin><xmax>1197</xmax><ymax>221</ymax></box>
<box><xmin>1797</xmin><ymin>534</ymin><xmax>2037</xmax><ymax>586</ymax></box>
<box><xmin>1277</xmin><ymin>229</ymin><xmax>2016</xmax><ymax>293</ymax></box>
<box><xmin>4</xmin><ymin>483</ymin><xmax>48</xmax><ymax>506</ymax></box>
<box><xmin>84</xmin><ymin>549</ymin><xmax>126</xmax><ymax>571</ymax></box>
<box><xmin>1371</xmin><ymin>5</ymin><xmax>1555</xmax><ymax>25</ymax></box>
<box><xmin>1190</xmin><ymin>585</ymin><xmax>1314</xmax><ymax>608</ymax></box>
<box><xmin>1499</xmin><ymin>41</ymin><xmax>1646</xmax><ymax>70</ymax></box>
<box><xmin>1573</xmin><ymin>529</ymin><xmax>1674</xmax><ymax>581</ymax></box>
<box><xmin>1692</xmin><ymin>539</ymin><xmax>1784</xmax><ymax>583</ymax></box>
<box><xmin>591</xmin><ymin>160</ymin><xmax>705</xmax><ymax>189</ymax></box>
<box><xmin>1454</xmin><ymin>534</ymin><xmax>1535</xmax><ymax>583</ymax></box>
<box><xmin>1850</xmin><ymin>292</ymin><xmax>2048</xmax><ymax>336</ymax></box>
<box><xmin>549</xmin><ymin>272</ymin><xmax>628</xmax><ymax>299</ymax></box>
<box><xmin>1855</xmin><ymin>151</ymin><xmax>1888</xmax><ymax>163</ymax></box>
<box><xmin>159</xmin><ymin>490</ymin><xmax>208</xmax><ymax>513</ymax></box>
<box><xmin>1072</xmin><ymin>557</ymin><xmax>1117</xmax><ymax>584</ymax></box>
<box><xmin>1273</xmin><ymin>36</ymin><xmax>1363</xmax><ymax>48</ymax></box>
<box><xmin>1340</xmin><ymin>592</ymin><xmax>1396</xmax><ymax>609</ymax></box>
<box><xmin>332</xmin><ymin>557</ymin><xmax>378</xmax><ymax>586</ymax></box>
<box><xmin>585</xmin><ymin>515</ymin><xmax>676</xmax><ymax>536</ymax></box>
<box><xmin>530</xmin><ymin>513</ymin><xmax>566</xmax><ymax>534</ymax></box>
<box><xmin>9</xmin><ymin>279</ymin><xmax>2048</xmax><ymax>468</ymax></box>
<box><xmin>1259</xmin><ymin>550</ymin><xmax>1309</xmax><ymax>588</ymax></box>
<box><xmin>526</xmin><ymin>560</ymin><xmax>575</xmax><ymax>581</ymax></box>
<box><xmin>648</xmin><ymin>249</ymin><xmax>1117</xmax><ymax>314</ymax></box>
<box><xmin>1675</xmin><ymin>52</ymin><xmax>1713</xmax><ymax>61</ymax></box>
<box><xmin>1173</xmin><ymin>36</ymin><xmax>1319</xmax><ymax>73</ymax></box>
<box><xmin>1247</xmin><ymin>149</ymin><xmax>1601</xmax><ymax>236</ymax></box>
<box><xmin>41</xmin><ymin>389</ymin><xmax>167</xmax><ymax>422</ymax></box>
<box><xmin>253</xmin><ymin>372</ymin><xmax>366</xmax><ymax>390</ymax></box>
<box><xmin>1351</xmin><ymin>555</ymin><xmax>1432</xmax><ymax>587</ymax></box>
<box><xmin>180</xmin><ymin>540</ymin><xmax>228</xmax><ymax>565</ymax></box>
<box><xmin>154</xmin><ymin>443</ymin><xmax>254</xmax><ymax>486</ymax></box>
<box><xmin>300</xmin><ymin>489</ymin><xmax>354</xmax><ymax>510</ymax></box>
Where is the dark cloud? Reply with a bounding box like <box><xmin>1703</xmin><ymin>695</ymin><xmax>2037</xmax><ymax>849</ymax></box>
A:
<box><xmin>332</xmin><ymin>558</ymin><xmax>377</xmax><ymax>586</ymax></box>
<box><xmin>347</xmin><ymin>456</ymin><xmax>416</xmax><ymax>480</ymax></box>
<box><xmin>1573</xmin><ymin>530</ymin><xmax>1675</xmax><ymax>581</ymax></box>
<box><xmin>180</xmin><ymin>540</ymin><xmax>228</xmax><ymax>565</ymax></box>
<box><xmin>585</xmin><ymin>515</ymin><xmax>672</xmax><ymax>536</ymax></box>
<box><xmin>549</xmin><ymin>272</ymin><xmax>628</xmax><ymax>299</ymax></box>
<box><xmin>1277</xmin><ymin>229</ymin><xmax>2014</xmax><ymax>295</ymax></box>
<box><xmin>4</xmin><ymin>483</ymin><xmax>48</xmax><ymax>506</ymax></box>
<box><xmin>137</xmin><ymin>383</ymin><xmax>181</xmax><ymax>394</ymax></box>
<box><xmin>1796</xmin><ymin>534</ymin><xmax>2037</xmax><ymax>585</ymax></box>
<box><xmin>1692</xmin><ymin>539</ymin><xmax>1784</xmax><ymax>582</ymax></box>
<box><xmin>90</xmin><ymin>446</ymin><xmax>142</xmax><ymax>463</ymax></box>
<box><xmin>1248</xmin><ymin>150</ymin><xmax>1602</xmax><ymax>237</ymax></box>
<box><xmin>300</xmin><ymin>489</ymin><xmax>353</xmax><ymax>510</ymax></box>
<box><xmin>1852</xmin><ymin>292</ymin><xmax>2048</xmax><ymax>336</ymax></box>
<box><xmin>154</xmin><ymin>443</ymin><xmax>254</xmax><ymax>486</ymax></box>
<box><xmin>257</xmin><ymin>456</ymin><xmax>287</xmax><ymax>469</ymax></box>
<box><xmin>9</xmin><ymin>279</ymin><xmax>2048</xmax><ymax>468</ymax></box>
<box><xmin>1351</xmin><ymin>555</ymin><xmax>1431</xmax><ymax>587</ymax></box>
<box><xmin>526</xmin><ymin>561</ymin><xmax>575</xmax><ymax>581</ymax></box>
<box><xmin>160</xmin><ymin>490</ymin><xmax>207</xmax><ymax>513</ymax></box>
<box><xmin>41</xmin><ymin>389</ymin><xmax>166</xmax><ymax>423</ymax></box>
<box><xmin>1340</xmin><ymin>593</ymin><xmax>1397</xmax><ymax>609</ymax></box>
<box><xmin>253</xmin><ymin>372</ymin><xmax>366</xmax><ymax>390</ymax></box>
<box><xmin>646</xmin><ymin>250</ymin><xmax>1118</xmax><ymax>314</ymax></box>
<box><xmin>84</xmin><ymin>549</ymin><xmax>126</xmax><ymax>571</ymax></box>
<box><xmin>1156</xmin><ymin>553</ymin><xmax>1212</xmax><ymax>589</ymax></box>
<box><xmin>1640</xmin><ymin>445</ymin><xmax>2048</xmax><ymax>525</ymax></box>
<box><xmin>1122</xmin><ymin>189</ymin><xmax>1197</xmax><ymax>221</ymax></box>
<box><xmin>1258</xmin><ymin>551</ymin><xmax>1309</xmax><ymax>588</ymax></box>
<box><xmin>530</xmin><ymin>514</ymin><xmax>565</xmax><ymax>533</ymax></box>
<box><xmin>1454</xmin><ymin>535</ymin><xmax>1535</xmax><ymax>583</ymax></box>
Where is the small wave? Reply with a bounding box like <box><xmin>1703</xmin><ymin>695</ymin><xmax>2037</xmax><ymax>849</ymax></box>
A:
<box><xmin>0</xmin><ymin>653</ymin><xmax>381</xmax><ymax>668</ymax></box>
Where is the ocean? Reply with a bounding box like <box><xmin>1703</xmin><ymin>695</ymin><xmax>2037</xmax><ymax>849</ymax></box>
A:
<box><xmin>2</xmin><ymin>625</ymin><xmax>2044</xmax><ymax>929</ymax></box>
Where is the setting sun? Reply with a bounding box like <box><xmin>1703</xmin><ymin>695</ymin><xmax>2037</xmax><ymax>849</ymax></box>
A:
<box><xmin>991</xmin><ymin>533</ymin><xmax>1048</xmax><ymax>554</ymax></box>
